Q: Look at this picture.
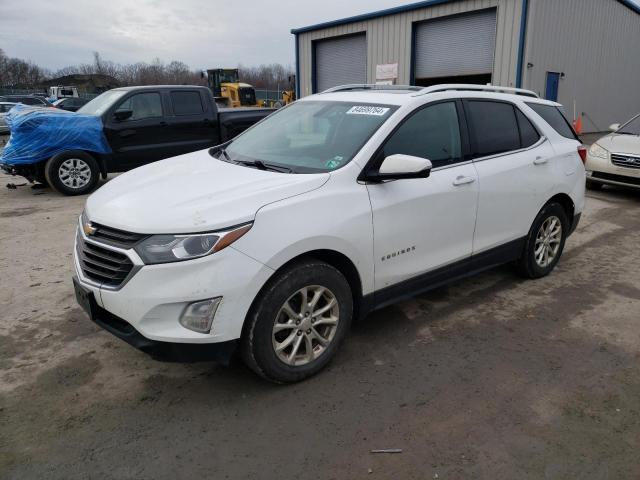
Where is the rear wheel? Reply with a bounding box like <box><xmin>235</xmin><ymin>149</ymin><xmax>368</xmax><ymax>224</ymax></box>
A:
<box><xmin>241</xmin><ymin>260</ymin><xmax>353</xmax><ymax>383</ymax></box>
<box><xmin>517</xmin><ymin>202</ymin><xmax>568</xmax><ymax>279</ymax></box>
<box><xmin>45</xmin><ymin>151</ymin><xmax>99</xmax><ymax>196</ymax></box>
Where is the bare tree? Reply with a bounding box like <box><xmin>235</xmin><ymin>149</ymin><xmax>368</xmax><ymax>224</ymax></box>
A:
<box><xmin>0</xmin><ymin>50</ymin><xmax>290</xmax><ymax>91</ymax></box>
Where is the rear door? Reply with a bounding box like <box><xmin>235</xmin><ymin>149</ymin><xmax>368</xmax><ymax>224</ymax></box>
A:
<box><xmin>465</xmin><ymin>99</ymin><xmax>555</xmax><ymax>254</ymax></box>
<box><xmin>162</xmin><ymin>89</ymin><xmax>218</xmax><ymax>156</ymax></box>
<box><xmin>367</xmin><ymin>100</ymin><xmax>479</xmax><ymax>291</ymax></box>
<box><xmin>103</xmin><ymin>90</ymin><xmax>167</xmax><ymax>170</ymax></box>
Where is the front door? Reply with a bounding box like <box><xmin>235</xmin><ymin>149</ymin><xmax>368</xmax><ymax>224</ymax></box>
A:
<box><xmin>103</xmin><ymin>91</ymin><xmax>167</xmax><ymax>171</ymax></box>
<box><xmin>366</xmin><ymin>101</ymin><xmax>479</xmax><ymax>291</ymax></box>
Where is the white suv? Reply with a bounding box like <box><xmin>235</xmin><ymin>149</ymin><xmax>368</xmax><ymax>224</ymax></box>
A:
<box><xmin>73</xmin><ymin>84</ymin><xmax>586</xmax><ymax>383</ymax></box>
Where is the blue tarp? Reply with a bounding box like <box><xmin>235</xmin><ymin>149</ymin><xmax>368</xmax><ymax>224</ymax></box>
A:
<box><xmin>0</xmin><ymin>104</ymin><xmax>111</xmax><ymax>166</ymax></box>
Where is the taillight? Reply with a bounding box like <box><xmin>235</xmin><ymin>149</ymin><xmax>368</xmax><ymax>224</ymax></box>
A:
<box><xmin>577</xmin><ymin>145</ymin><xmax>587</xmax><ymax>164</ymax></box>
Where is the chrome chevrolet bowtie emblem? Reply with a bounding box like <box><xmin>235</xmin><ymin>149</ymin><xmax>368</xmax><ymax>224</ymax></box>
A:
<box><xmin>83</xmin><ymin>222</ymin><xmax>97</xmax><ymax>236</ymax></box>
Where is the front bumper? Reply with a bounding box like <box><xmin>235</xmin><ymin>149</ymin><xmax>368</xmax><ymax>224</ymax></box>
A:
<box><xmin>585</xmin><ymin>152</ymin><xmax>640</xmax><ymax>189</ymax></box>
<box><xmin>76</xmin><ymin>281</ymin><xmax>238</xmax><ymax>363</ymax></box>
<box><xmin>73</xmin><ymin>220</ymin><xmax>274</xmax><ymax>350</ymax></box>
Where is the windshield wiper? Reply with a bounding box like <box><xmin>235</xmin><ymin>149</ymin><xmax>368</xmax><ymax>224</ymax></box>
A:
<box><xmin>236</xmin><ymin>159</ymin><xmax>293</xmax><ymax>173</ymax></box>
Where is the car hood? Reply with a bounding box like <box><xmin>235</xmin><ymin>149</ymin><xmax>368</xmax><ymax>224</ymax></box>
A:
<box><xmin>595</xmin><ymin>134</ymin><xmax>640</xmax><ymax>154</ymax></box>
<box><xmin>86</xmin><ymin>150</ymin><xmax>330</xmax><ymax>234</ymax></box>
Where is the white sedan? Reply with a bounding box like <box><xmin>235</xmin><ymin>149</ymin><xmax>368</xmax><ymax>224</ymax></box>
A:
<box><xmin>586</xmin><ymin>114</ymin><xmax>640</xmax><ymax>190</ymax></box>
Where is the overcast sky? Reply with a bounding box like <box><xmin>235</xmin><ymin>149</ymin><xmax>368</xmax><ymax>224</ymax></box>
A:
<box><xmin>0</xmin><ymin>0</ymin><xmax>411</xmax><ymax>71</ymax></box>
<box><xmin>2</xmin><ymin>0</ymin><xmax>639</xmax><ymax>71</ymax></box>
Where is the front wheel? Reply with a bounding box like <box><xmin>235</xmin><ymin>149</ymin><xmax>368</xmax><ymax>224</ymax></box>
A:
<box><xmin>44</xmin><ymin>151</ymin><xmax>100</xmax><ymax>196</ymax></box>
<box><xmin>241</xmin><ymin>260</ymin><xmax>353</xmax><ymax>383</ymax></box>
<box><xmin>517</xmin><ymin>202</ymin><xmax>568</xmax><ymax>279</ymax></box>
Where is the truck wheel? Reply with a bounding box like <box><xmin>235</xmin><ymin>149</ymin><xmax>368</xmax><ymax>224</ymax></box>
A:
<box><xmin>44</xmin><ymin>151</ymin><xmax>100</xmax><ymax>196</ymax></box>
<box><xmin>241</xmin><ymin>260</ymin><xmax>353</xmax><ymax>383</ymax></box>
<box><xmin>517</xmin><ymin>202</ymin><xmax>568</xmax><ymax>279</ymax></box>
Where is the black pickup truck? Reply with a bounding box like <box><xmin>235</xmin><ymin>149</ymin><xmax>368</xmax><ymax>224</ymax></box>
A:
<box><xmin>1</xmin><ymin>85</ymin><xmax>273</xmax><ymax>195</ymax></box>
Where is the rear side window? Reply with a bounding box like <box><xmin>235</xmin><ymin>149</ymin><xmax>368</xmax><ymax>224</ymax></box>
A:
<box><xmin>466</xmin><ymin>101</ymin><xmax>520</xmax><ymax>157</ymax></box>
<box><xmin>171</xmin><ymin>91</ymin><xmax>204</xmax><ymax>115</ymax></box>
<box><xmin>526</xmin><ymin>103</ymin><xmax>578</xmax><ymax>140</ymax></box>
<box><xmin>515</xmin><ymin>109</ymin><xmax>541</xmax><ymax>148</ymax></box>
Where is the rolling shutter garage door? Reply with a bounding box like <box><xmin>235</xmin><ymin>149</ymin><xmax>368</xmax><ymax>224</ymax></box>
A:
<box><xmin>414</xmin><ymin>9</ymin><xmax>497</xmax><ymax>80</ymax></box>
<box><xmin>314</xmin><ymin>34</ymin><xmax>367</xmax><ymax>92</ymax></box>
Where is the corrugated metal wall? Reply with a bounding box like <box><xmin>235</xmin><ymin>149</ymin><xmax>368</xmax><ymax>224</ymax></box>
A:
<box><xmin>523</xmin><ymin>0</ymin><xmax>640</xmax><ymax>132</ymax></box>
<box><xmin>296</xmin><ymin>0</ymin><xmax>523</xmax><ymax>97</ymax></box>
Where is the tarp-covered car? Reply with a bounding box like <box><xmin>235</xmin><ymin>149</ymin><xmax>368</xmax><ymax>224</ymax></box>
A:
<box><xmin>0</xmin><ymin>86</ymin><xmax>272</xmax><ymax>195</ymax></box>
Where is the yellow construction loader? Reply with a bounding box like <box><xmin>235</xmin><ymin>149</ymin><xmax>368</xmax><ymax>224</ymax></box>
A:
<box><xmin>206</xmin><ymin>68</ymin><xmax>263</xmax><ymax>108</ymax></box>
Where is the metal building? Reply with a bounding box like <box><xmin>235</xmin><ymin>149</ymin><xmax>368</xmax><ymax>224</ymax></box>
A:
<box><xmin>292</xmin><ymin>0</ymin><xmax>640</xmax><ymax>132</ymax></box>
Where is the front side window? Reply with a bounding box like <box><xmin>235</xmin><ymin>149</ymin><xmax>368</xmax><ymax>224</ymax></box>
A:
<box><xmin>466</xmin><ymin>101</ymin><xmax>521</xmax><ymax>157</ymax></box>
<box><xmin>116</xmin><ymin>92</ymin><xmax>163</xmax><ymax>121</ymax></box>
<box><xmin>225</xmin><ymin>101</ymin><xmax>397</xmax><ymax>173</ymax></box>
<box><xmin>380</xmin><ymin>101</ymin><xmax>462</xmax><ymax>168</ymax></box>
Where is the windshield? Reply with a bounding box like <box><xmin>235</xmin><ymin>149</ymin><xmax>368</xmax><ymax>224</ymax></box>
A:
<box><xmin>225</xmin><ymin>101</ymin><xmax>397</xmax><ymax>173</ymax></box>
<box><xmin>617</xmin><ymin>114</ymin><xmax>640</xmax><ymax>135</ymax></box>
<box><xmin>77</xmin><ymin>90</ymin><xmax>127</xmax><ymax>116</ymax></box>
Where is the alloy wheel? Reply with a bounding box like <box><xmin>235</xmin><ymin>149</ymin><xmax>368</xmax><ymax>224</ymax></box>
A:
<box><xmin>59</xmin><ymin>158</ymin><xmax>92</xmax><ymax>189</ymax></box>
<box><xmin>272</xmin><ymin>285</ymin><xmax>340</xmax><ymax>366</ymax></box>
<box><xmin>534</xmin><ymin>215</ymin><xmax>562</xmax><ymax>268</ymax></box>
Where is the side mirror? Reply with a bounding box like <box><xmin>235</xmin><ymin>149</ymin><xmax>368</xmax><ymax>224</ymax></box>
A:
<box><xmin>114</xmin><ymin>109</ymin><xmax>133</xmax><ymax>121</ymax></box>
<box><xmin>366</xmin><ymin>154</ymin><xmax>432</xmax><ymax>181</ymax></box>
<box><xmin>609</xmin><ymin>123</ymin><xmax>620</xmax><ymax>132</ymax></box>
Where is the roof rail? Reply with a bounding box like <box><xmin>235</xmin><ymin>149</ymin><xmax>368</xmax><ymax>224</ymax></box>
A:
<box><xmin>322</xmin><ymin>84</ymin><xmax>423</xmax><ymax>93</ymax></box>
<box><xmin>413</xmin><ymin>84</ymin><xmax>539</xmax><ymax>98</ymax></box>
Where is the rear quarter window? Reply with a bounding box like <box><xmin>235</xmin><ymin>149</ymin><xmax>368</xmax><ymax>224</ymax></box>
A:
<box><xmin>526</xmin><ymin>103</ymin><xmax>578</xmax><ymax>140</ymax></box>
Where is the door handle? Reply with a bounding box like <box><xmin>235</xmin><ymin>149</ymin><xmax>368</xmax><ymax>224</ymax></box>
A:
<box><xmin>452</xmin><ymin>175</ymin><xmax>476</xmax><ymax>186</ymax></box>
<box><xmin>533</xmin><ymin>156</ymin><xmax>548</xmax><ymax>165</ymax></box>
<box><xmin>159</xmin><ymin>121</ymin><xmax>168</xmax><ymax>127</ymax></box>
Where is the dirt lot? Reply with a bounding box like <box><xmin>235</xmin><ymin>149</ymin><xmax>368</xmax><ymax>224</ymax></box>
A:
<box><xmin>1</xmin><ymin>142</ymin><xmax>640</xmax><ymax>479</ymax></box>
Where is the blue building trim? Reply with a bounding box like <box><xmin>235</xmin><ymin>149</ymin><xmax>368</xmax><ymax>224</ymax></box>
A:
<box><xmin>291</xmin><ymin>0</ymin><xmax>639</xmax><ymax>34</ymax></box>
<box><xmin>515</xmin><ymin>0</ymin><xmax>529</xmax><ymax>88</ymax></box>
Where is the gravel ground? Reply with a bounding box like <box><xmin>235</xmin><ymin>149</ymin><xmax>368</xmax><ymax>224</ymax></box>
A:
<box><xmin>2</xmin><ymin>134</ymin><xmax>640</xmax><ymax>479</ymax></box>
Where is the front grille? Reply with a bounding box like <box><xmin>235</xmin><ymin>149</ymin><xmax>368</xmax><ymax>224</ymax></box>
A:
<box><xmin>592</xmin><ymin>171</ymin><xmax>640</xmax><ymax>186</ymax></box>
<box><xmin>77</xmin><ymin>235</ymin><xmax>134</xmax><ymax>287</ymax></box>
<box><xmin>239</xmin><ymin>87</ymin><xmax>256</xmax><ymax>106</ymax></box>
<box><xmin>89</xmin><ymin>222</ymin><xmax>147</xmax><ymax>248</ymax></box>
<box><xmin>611</xmin><ymin>153</ymin><xmax>640</xmax><ymax>169</ymax></box>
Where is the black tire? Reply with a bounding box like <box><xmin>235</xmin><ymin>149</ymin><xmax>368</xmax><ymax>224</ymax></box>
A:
<box><xmin>241</xmin><ymin>260</ymin><xmax>353</xmax><ymax>383</ymax></box>
<box><xmin>586</xmin><ymin>179</ymin><xmax>603</xmax><ymax>191</ymax></box>
<box><xmin>44</xmin><ymin>150</ymin><xmax>100</xmax><ymax>196</ymax></box>
<box><xmin>517</xmin><ymin>202</ymin><xmax>569</xmax><ymax>279</ymax></box>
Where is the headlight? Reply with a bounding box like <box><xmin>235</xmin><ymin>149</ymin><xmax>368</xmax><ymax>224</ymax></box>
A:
<box><xmin>589</xmin><ymin>143</ymin><xmax>609</xmax><ymax>159</ymax></box>
<box><xmin>134</xmin><ymin>223</ymin><xmax>252</xmax><ymax>265</ymax></box>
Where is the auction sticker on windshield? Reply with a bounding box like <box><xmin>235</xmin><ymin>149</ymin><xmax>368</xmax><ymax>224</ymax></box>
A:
<box><xmin>346</xmin><ymin>106</ymin><xmax>390</xmax><ymax>116</ymax></box>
